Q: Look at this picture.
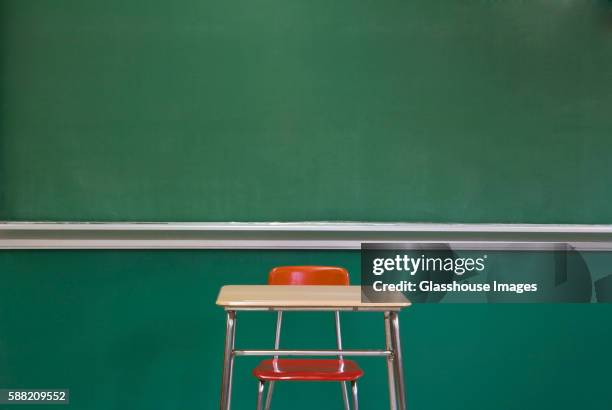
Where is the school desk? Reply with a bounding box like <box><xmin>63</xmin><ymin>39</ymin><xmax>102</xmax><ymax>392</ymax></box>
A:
<box><xmin>216</xmin><ymin>285</ymin><xmax>411</xmax><ymax>410</ymax></box>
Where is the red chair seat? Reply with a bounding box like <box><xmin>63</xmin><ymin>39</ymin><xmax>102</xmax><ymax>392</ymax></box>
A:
<box><xmin>253</xmin><ymin>359</ymin><xmax>363</xmax><ymax>382</ymax></box>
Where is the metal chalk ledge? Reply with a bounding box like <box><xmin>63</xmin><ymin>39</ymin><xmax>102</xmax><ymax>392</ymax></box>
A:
<box><xmin>1</xmin><ymin>222</ymin><xmax>612</xmax><ymax>249</ymax></box>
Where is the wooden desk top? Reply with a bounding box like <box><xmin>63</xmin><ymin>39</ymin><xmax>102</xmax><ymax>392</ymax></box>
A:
<box><xmin>216</xmin><ymin>285</ymin><xmax>411</xmax><ymax>310</ymax></box>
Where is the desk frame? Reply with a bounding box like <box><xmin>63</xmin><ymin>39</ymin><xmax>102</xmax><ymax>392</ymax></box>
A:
<box><xmin>219</xmin><ymin>306</ymin><xmax>407</xmax><ymax>410</ymax></box>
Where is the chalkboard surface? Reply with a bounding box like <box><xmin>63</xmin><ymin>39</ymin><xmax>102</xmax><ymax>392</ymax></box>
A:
<box><xmin>1</xmin><ymin>1</ymin><xmax>611</xmax><ymax>222</ymax></box>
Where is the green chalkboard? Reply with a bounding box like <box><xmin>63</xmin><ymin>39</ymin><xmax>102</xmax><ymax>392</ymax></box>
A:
<box><xmin>1</xmin><ymin>0</ymin><xmax>611</xmax><ymax>222</ymax></box>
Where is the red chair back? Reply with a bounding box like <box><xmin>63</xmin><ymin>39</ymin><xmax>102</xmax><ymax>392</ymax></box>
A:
<box><xmin>268</xmin><ymin>266</ymin><xmax>349</xmax><ymax>286</ymax></box>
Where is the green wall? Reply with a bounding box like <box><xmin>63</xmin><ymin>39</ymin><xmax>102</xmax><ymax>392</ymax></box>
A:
<box><xmin>1</xmin><ymin>250</ymin><xmax>611</xmax><ymax>410</ymax></box>
<box><xmin>2</xmin><ymin>0</ymin><xmax>612</xmax><ymax>222</ymax></box>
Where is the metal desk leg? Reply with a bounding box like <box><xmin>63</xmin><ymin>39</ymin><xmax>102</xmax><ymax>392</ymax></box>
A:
<box><xmin>389</xmin><ymin>311</ymin><xmax>407</xmax><ymax>410</ymax></box>
<box><xmin>384</xmin><ymin>312</ymin><xmax>398</xmax><ymax>410</ymax></box>
<box><xmin>220</xmin><ymin>310</ymin><xmax>236</xmax><ymax>410</ymax></box>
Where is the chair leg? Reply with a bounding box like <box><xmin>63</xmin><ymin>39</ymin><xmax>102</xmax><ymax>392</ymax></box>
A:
<box><xmin>256</xmin><ymin>380</ymin><xmax>266</xmax><ymax>410</ymax></box>
<box><xmin>264</xmin><ymin>381</ymin><xmax>274</xmax><ymax>410</ymax></box>
<box><xmin>351</xmin><ymin>381</ymin><xmax>359</xmax><ymax>410</ymax></box>
<box><xmin>341</xmin><ymin>381</ymin><xmax>350</xmax><ymax>410</ymax></box>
